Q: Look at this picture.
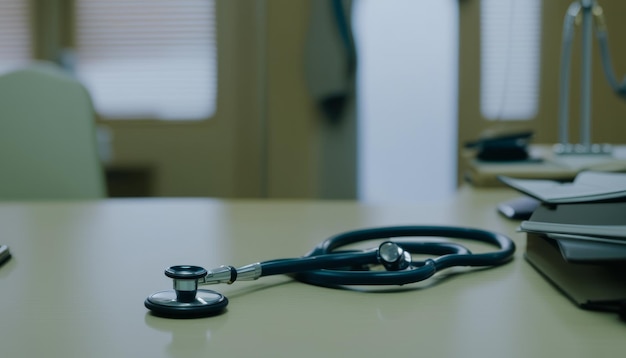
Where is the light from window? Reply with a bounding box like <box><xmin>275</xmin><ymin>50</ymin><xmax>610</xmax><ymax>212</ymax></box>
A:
<box><xmin>480</xmin><ymin>0</ymin><xmax>541</xmax><ymax>121</ymax></box>
<box><xmin>0</xmin><ymin>0</ymin><xmax>31</xmax><ymax>73</ymax></box>
<box><xmin>75</xmin><ymin>0</ymin><xmax>217</xmax><ymax>121</ymax></box>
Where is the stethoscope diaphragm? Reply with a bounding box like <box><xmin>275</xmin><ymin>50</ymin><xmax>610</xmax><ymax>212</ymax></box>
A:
<box><xmin>145</xmin><ymin>289</ymin><xmax>228</xmax><ymax>318</ymax></box>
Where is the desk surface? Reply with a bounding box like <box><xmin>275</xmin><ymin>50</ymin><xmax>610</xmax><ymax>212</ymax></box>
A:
<box><xmin>1</xmin><ymin>188</ymin><xmax>624</xmax><ymax>357</ymax></box>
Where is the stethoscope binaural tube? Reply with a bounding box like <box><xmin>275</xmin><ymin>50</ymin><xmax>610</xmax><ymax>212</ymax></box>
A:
<box><xmin>145</xmin><ymin>225</ymin><xmax>515</xmax><ymax>318</ymax></box>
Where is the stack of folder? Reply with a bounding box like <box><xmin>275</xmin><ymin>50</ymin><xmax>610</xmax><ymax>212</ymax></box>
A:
<box><xmin>499</xmin><ymin>171</ymin><xmax>626</xmax><ymax>315</ymax></box>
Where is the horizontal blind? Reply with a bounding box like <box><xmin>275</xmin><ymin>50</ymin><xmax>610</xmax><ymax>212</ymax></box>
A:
<box><xmin>480</xmin><ymin>0</ymin><xmax>542</xmax><ymax>121</ymax></box>
<box><xmin>0</xmin><ymin>0</ymin><xmax>31</xmax><ymax>73</ymax></box>
<box><xmin>75</xmin><ymin>0</ymin><xmax>217</xmax><ymax>120</ymax></box>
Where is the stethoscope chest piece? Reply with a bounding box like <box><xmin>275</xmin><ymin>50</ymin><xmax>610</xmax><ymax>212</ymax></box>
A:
<box><xmin>145</xmin><ymin>289</ymin><xmax>228</xmax><ymax>318</ymax></box>
<box><xmin>145</xmin><ymin>265</ymin><xmax>229</xmax><ymax>318</ymax></box>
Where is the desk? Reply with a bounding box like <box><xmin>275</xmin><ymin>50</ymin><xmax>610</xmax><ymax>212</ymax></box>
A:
<box><xmin>464</xmin><ymin>144</ymin><xmax>626</xmax><ymax>187</ymax></box>
<box><xmin>0</xmin><ymin>187</ymin><xmax>624</xmax><ymax>357</ymax></box>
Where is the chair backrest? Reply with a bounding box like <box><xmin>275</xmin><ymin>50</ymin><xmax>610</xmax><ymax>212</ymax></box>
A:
<box><xmin>0</xmin><ymin>62</ymin><xmax>106</xmax><ymax>200</ymax></box>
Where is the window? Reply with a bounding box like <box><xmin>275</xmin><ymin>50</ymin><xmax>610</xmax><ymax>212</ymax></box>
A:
<box><xmin>0</xmin><ymin>0</ymin><xmax>217</xmax><ymax>121</ymax></box>
<box><xmin>0</xmin><ymin>0</ymin><xmax>31</xmax><ymax>73</ymax></box>
<box><xmin>480</xmin><ymin>0</ymin><xmax>542</xmax><ymax>120</ymax></box>
<box><xmin>75</xmin><ymin>0</ymin><xmax>217</xmax><ymax>120</ymax></box>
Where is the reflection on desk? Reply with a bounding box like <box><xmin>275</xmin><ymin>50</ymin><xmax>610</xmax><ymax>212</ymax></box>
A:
<box><xmin>0</xmin><ymin>187</ymin><xmax>624</xmax><ymax>358</ymax></box>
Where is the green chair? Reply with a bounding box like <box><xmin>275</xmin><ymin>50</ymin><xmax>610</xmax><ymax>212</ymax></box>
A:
<box><xmin>0</xmin><ymin>62</ymin><xmax>106</xmax><ymax>200</ymax></box>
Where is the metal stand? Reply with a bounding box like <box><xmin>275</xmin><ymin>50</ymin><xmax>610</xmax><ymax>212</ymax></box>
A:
<box><xmin>555</xmin><ymin>0</ymin><xmax>612</xmax><ymax>155</ymax></box>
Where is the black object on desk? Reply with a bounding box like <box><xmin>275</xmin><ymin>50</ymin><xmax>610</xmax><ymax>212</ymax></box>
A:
<box><xmin>0</xmin><ymin>245</ymin><xmax>10</xmax><ymax>266</ymax></box>
<box><xmin>465</xmin><ymin>130</ymin><xmax>534</xmax><ymax>162</ymax></box>
<box><xmin>497</xmin><ymin>196</ymin><xmax>541</xmax><ymax>220</ymax></box>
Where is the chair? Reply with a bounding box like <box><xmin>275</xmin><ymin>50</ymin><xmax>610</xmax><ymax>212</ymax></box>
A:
<box><xmin>0</xmin><ymin>62</ymin><xmax>106</xmax><ymax>200</ymax></box>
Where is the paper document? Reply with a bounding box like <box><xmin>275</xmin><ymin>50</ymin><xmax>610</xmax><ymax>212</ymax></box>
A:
<box><xmin>519</xmin><ymin>201</ymin><xmax>626</xmax><ymax>240</ymax></box>
<box><xmin>521</xmin><ymin>221</ymin><xmax>626</xmax><ymax>239</ymax></box>
<box><xmin>498</xmin><ymin>171</ymin><xmax>626</xmax><ymax>204</ymax></box>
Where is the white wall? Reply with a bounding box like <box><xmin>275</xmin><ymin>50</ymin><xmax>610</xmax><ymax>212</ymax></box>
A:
<box><xmin>354</xmin><ymin>0</ymin><xmax>458</xmax><ymax>203</ymax></box>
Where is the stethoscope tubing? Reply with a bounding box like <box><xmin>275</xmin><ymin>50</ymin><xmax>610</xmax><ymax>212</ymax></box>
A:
<box><xmin>258</xmin><ymin>226</ymin><xmax>515</xmax><ymax>287</ymax></box>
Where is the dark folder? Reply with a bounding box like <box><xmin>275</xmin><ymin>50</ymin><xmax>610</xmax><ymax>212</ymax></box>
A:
<box><xmin>522</xmin><ymin>201</ymin><xmax>626</xmax><ymax>315</ymax></box>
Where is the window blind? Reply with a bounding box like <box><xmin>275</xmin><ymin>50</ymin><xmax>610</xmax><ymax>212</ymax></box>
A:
<box><xmin>0</xmin><ymin>0</ymin><xmax>31</xmax><ymax>73</ymax></box>
<box><xmin>75</xmin><ymin>0</ymin><xmax>217</xmax><ymax>120</ymax></box>
<box><xmin>480</xmin><ymin>0</ymin><xmax>542</xmax><ymax>121</ymax></box>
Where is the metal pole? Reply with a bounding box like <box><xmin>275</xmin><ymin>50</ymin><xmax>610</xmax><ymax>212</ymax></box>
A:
<box><xmin>557</xmin><ymin>2</ymin><xmax>580</xmax><ymax>148</ymax></box>
<box><xmin>579</xmin><ymin>0</ymin><xmax>594</xmax><ymax>151</ymax></box>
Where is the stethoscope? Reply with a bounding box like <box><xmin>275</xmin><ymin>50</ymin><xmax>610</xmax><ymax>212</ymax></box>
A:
<box><xmin>145</xmin><ymin>226</ymin><xmax>516</xmax><ymax>318</ymax></box>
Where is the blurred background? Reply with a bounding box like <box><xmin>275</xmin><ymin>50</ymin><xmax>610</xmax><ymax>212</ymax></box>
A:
<box><xmin>1</xmin><ymin>0</ymin><xmax>624</xmax><ymax>202</ymax></box>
